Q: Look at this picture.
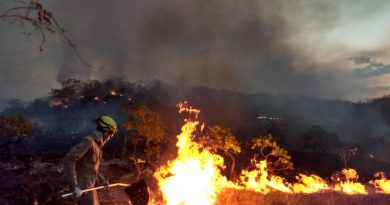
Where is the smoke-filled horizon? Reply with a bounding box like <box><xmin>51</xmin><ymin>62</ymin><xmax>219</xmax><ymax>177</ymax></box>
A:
<box><xmin>1</xmin><ymin>0</ymin><xmax>390</xmax><ymax>101</ymax></box>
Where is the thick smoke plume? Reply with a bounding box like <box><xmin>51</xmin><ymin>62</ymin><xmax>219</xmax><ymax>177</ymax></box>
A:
<box><xmin>2</xmin><ymin>0</ymin><xmax>383</xmax><ymax>100</ymax></box>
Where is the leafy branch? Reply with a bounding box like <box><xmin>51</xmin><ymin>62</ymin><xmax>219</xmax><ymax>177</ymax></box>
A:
<box><xmin>250</xmin><ymin>134</ymin><xmax>293</xmax><ymax>174</ymax></box>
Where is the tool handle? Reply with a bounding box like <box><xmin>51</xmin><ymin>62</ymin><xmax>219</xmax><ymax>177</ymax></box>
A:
<box><xmin>61</xmin><ymin>183</ymin><xmax>131</xmax><ymax>198</ymax></box>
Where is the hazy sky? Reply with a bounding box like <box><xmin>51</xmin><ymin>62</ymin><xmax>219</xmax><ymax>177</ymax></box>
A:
<box><xmin>1</xmin><ymin>0</ymin><xmax>390</xmax><ymax>101</ymax></box>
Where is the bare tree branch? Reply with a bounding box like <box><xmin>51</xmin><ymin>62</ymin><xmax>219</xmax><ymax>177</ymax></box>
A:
<box><xmin>0</xmin><ymin>0</ymin><xmax>90</xmax><ymax>67</ymax></box>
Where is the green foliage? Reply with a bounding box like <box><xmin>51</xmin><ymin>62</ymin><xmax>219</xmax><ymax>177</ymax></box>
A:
<box><xmin>200</xmin><ymin>125</ymin><xmax>241</xmax><ymax>154</ymax></box>
<box><xmin>199</xmin><ymin>125</ymin><xmax>241</xmax><ymax>179</ymax></box>
<box><xmin>250</xmin><ymin>135</ymin><xmax>293</xmax><ymax>173</ymax></box>
<box><xmin>123</xmin><ymin>104</ymin><xmax>169</xmax><ymax>165</ymax></box>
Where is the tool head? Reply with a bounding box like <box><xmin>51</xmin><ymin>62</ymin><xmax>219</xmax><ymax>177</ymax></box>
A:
<box><xmin>124</xmin><ymin>180</ymin><xmax>149</xmax><ymax>205</ymax></box>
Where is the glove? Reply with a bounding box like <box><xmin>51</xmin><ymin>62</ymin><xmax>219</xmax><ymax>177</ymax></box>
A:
<box><xmin>74</xmin><ymin>186</ymin><xmax>82</xmax><ymax>198</ymax></box>
<box><xmin>103</xmin><ymin>179</ymin><xmax>109</xmax><ymax>189</ymax></box>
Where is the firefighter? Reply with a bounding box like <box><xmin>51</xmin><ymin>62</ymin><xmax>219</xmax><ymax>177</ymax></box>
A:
<box><xmin>63</xmin><ymin>115</ymin><xmax>117</xmax><ymax>205</ymax></box>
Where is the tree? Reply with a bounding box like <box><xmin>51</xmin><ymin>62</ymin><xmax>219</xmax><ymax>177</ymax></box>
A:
<box><xmin>198</xmin><ymin>125</ymin><xmax>241</xmax><ymax>180</ymax></box>
<box><xmin>297</xmin><ymin>125</ymin><xmax>340</xmax><ymax>153</ymax></box>
<box><xmin>0</xmin><ymin>0</ymin><xmax>89</xmax><ymax>66</ymax></box>
<box><xmin>0</xmin><ymin>115</ymin><xmax>36</xmax><ymax>158</ymax></box>
<box><xmin>47</xmin><ymin>78</ymin><xmax>135</xmax><ymax>109</ymax></box>
<box><xmin>339</xmin><ymin>147</ymin><xmax>357</xmax><ymax>168</ymax></box>
<box><xmin>49</xmin><ymin>79</ymin><xmax>84</xmax><ymax>106</ymax></box>
<box><xmin>250</xmin><ymin>134</ymin><xmax>293</xmax><ymax>174</ymax></box>
<box><xmin>123</xmin><ymin>104</ymin><xmax>170</xmax><ymax>167</ymax></box>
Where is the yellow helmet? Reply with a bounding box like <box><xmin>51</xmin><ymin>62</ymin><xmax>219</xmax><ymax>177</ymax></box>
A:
<box><xmin>95</xmin><ymin>115</ymin><xmax>117</xmax><ymax>132</ymax></box>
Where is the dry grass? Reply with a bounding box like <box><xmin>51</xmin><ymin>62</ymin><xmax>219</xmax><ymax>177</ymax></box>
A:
<box><xmin>216</xmin><ymin>189</ymin><xmax>390</xmax><ymax>205</ymax></box>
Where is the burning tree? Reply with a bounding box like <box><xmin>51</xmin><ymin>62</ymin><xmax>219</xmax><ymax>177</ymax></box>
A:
<box><xmin>250</xmin><ymin>134</ymin><xmax>293</xmax><ymax>174</ymax></box>
<box><xmin>45</xmin><ymin>78</ymin><xmax>137</xmax><ymax>115</ymax></box>
<box><xmin>198</xmin><ymin>125</ymin><xmax>241</xmax><ymax>180</ymax></box>
<box><xmin>0</xmin><ymin>115</ymin><xmax>36</xmax><ymax>158</ymax></box>
<box><xmin>49</xmin><ymin>79</ymin><xmax>84</xmax><ymax>107</ymax></box>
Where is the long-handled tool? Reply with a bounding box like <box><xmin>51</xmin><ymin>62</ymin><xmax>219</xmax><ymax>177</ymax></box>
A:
<box><xmin>62</xmin><ymin>180</ymin><xmax>149</xmax><ymax>205</ymax></box>
<box><xmin>61</xmin><ymin>183</ymin><xmax>131</xmax><ymax>198</ymax></box>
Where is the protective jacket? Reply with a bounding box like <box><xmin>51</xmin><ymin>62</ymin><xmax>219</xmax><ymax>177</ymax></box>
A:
<box><xmin>63</xmin><ymin>131</ymin><xmax>105</xmax><ymax>205</ymax></box>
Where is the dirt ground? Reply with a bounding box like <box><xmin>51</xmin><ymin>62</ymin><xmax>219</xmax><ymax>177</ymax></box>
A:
<box><xmin>0</xmin><ymin>157</ymin><xmax>157</xmax><ymax>205</ymax></box>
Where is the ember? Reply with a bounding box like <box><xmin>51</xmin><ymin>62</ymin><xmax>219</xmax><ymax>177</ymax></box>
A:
<box><xmin>110</xmin><ymin>90</ymin><xmax>118</xmax><ymax>96</ymax></box>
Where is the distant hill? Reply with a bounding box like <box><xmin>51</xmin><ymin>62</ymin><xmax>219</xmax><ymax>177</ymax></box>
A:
<box><xmin>0</xmin><ymin>98</ymin><xmax>30</xmax><ymax>113</ymax></box>
<box><xmin>2</xmin><ymin>79</ymin><xmax>390</xmax><ymax>159</ymax></box>
<box><xmin>0</xmin><ymin>98</ymin><xmax>10</xmax><ymax>112</ymax></box>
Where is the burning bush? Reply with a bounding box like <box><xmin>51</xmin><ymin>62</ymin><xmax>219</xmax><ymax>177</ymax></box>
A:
<box><xmin>152</xmin><ymin>102</ymin><xmax>390</xmax><ymax>205</ymax></box>
<box><xmin>198</xmin><ymin>125</ymin><xmax>241</xmax><ymax>180</ymax></box>
<box><xmin>249</xmin><ymin>135</ymin><xmax>293</xmax><ymax>174</ymax></box>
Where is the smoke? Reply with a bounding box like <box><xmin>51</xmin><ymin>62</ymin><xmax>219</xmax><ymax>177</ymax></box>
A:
<box><xmin>47</xmin><ymin>0</ymin><xmax>345</xmax><ymax>96</ymax></box>
<box><xmin>0</xmin><ymin>0</ymin><xmax>389</xmax><ymax>101</ymax></box>
<box><xmin>351</xmin><ymin>56</ymin><xmax>371</xmax><ymax>64</ymax></box>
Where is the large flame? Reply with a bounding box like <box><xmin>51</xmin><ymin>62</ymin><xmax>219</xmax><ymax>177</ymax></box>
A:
<box><xmin>154</xmin><ymin>103</ymin><xmax>389</xmax><ymax>205</ymax></box>
<box><xmin>154</xmin><ymin>104</ymin><xmax>228</xmax><ymax>205</ymax></box>
<box><xmin>238</xmin><ymin>160</ymin><xmax>291</xmax><ymax>194</ymax></box>
<box><xmin>370</xmin><ymin>172</ymin><xmax>390</xmax><ymax>194</ymax></box>
<box><xmin>333</xmin><ymin>168</ymin><xmax>367</xmax><ymax>195</ymax></box>
<box><xmin>292</xmin><ymin>174</ymin><xmax>330</xmax><ymax>193</ymax></box>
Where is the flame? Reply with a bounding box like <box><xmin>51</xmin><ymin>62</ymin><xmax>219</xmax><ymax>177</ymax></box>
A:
<box><xmin>237</xmin><ymin>160</ymin><xmax>291</xmax><ymax>194</ymax></box>
<box><xmin>370</xmin><ymin>172</ymin><xmax>390</xmax><ymax>194</ymax></box>
<box><xmin>177</xmin><ymin>101</ymin><xmax>200</xmax><ymax>118</ymax></box>
<box><xmin>110</xmin><ymin>90</ymin><xmax>118</xmax><ymax>96</ymax></box>
<box><xmin>293</xmin><ymin>174</ymin><xmax>330</xmax><ymax>193</ymax></box>
<box><xmin>333</xmin><ymin>168</ymin><xmax>367</xmax><ymax>195</ymax></box>
<box><xmin>153</xmin><ymin>102</ymin><xmax>390</xmax><ymax>205</ymax></box>
<box><xmin>236</xmin><ymin>161</ymin><xmax>367</xmax><ymax>195</ymax></box>
<box><xmin>49</xmin><ymin>98</ymin><xmax>70</xmax><ymax>108</ymax></box>
<box><xmin>154</xmin><ymin>104</ymin><xmax>228</xmax><ymax>205</ymax></box>
<box><xmin>49</xmin><ymin>98</ymin><xmax>64</xmax><ymax>107</ymax></box>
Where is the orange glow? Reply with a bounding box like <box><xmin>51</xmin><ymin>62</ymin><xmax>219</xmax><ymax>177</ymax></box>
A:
<box><xmin>177</xmin><ymin>101</ymin><xmax>200</xmax><ymax>118</ymax></box>
<box><xmin>49</xmin><ymin>98</ymin><xmax>64</xmax><ymax>107</ymax></box>
<box><xmin>333</xmin><ymin>169</ymin><xmax>367</xmax><ymax>195</ymax></box>
<box><xmin>293</xmin><ymin>174</ymin><xmax>330</xmax><ymax>193</ymax></box>
<box><xmin>370</xmin><ymin>172</ymin><xmax>390</xmax><ymax>194</ymax></box>
<box><xmin>154</xmin><ymin>104</ymin><xmax>228</xmax><ymax>205</ymax></box>
<box><xmin>110</xmin><ymin>90</ymin><xmax>117</xmax><ymax>96</ymax></box>
<box><xmin>238</xmin><ymin>160</ymin><xmax>291</xmax><ymax>194</ymax></box>
<box><xmin>152</xmin><ymin>103</ymin><xmax>390</xmax><ymax>205</ymax></box>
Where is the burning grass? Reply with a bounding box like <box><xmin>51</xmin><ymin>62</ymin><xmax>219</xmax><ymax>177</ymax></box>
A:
<box><xmin>3</xmin><ymin>99</ymin><xmax>390</xmax><ymax>204</ymax></box>
<box><xmin>216</xmin><ymin>189</ymin><xmax>390</xmax><ymax>205</ymax></box>
<box><xmin>153</xmin><ymin>102</ymin><xmax>390</xmax><ymax>205</ymax></box>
